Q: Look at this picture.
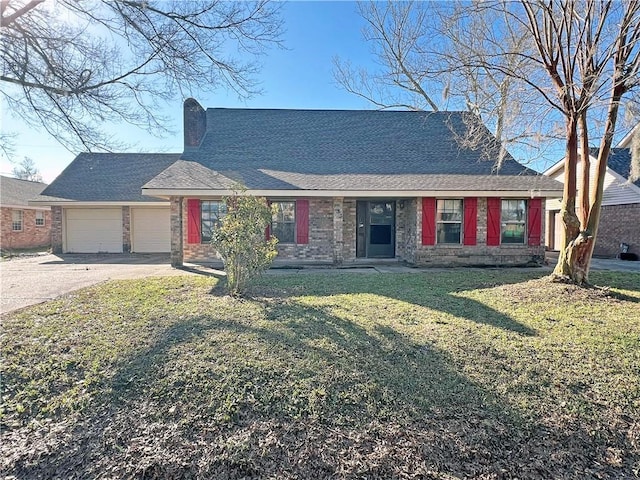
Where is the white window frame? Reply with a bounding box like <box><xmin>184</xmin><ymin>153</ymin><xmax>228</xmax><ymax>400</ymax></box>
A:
<box><xmin>35</xmin><ymin>210</ymin><xmax>45</xmax><ymax>227</ymax></box>
<box><xmin>436</xmin><ymin>199</ymin><xmax>463</xmax><ymax>244</ymax></box>
<box><xmin>12</xmin><ymin>210</ymin><xmax>23</xmax><ymax>231</ymax></box>
<box><xmin>501</xmin><ymin>199</ymin><xmax>526</xmax><ymax>244</ymax></box>
<box><xmin>200</xmin><ymin>200</ymin><xmax>227</xmax><ymax>244</ymax></box>
<box><xmin>271</xmin><ymin>200</ymin><xmax>296</xmax><ymax>244</ymax></box>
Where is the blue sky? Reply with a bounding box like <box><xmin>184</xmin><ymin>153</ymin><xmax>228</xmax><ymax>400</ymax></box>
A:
<box><xmin>1</xmin><ymin>1</ymin><xmax>565</xmax><ymax>183</ymax></box>
<box><xmin>1</xmin><ymin>1</ymin><xmax>380</xmax><ymax>183</ymax></box>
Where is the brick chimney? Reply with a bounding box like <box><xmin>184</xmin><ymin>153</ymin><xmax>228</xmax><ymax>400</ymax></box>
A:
<box><xmin>183</xmin><ymin>98</ymin><xmax>206</xmax><ymax>149</ymax></box>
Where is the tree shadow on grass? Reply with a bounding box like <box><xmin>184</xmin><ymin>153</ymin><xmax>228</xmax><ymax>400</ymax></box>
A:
<box><xmin>4</xmin><ymin>285</ymin><xmax>635</xmax><ymax>479</ymax></box>
<box><xmin>254</xmin><ymin>270</ymin><xmax>545</xmax><ymax>336</ymax></box>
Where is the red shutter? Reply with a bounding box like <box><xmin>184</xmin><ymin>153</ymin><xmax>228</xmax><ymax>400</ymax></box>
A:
<box><xmin>421</xmin><ymin>197</ymin><xmax>436</xmax><ymax>245</ymax></box>
<box><xmin>527</xmin><ymin>198</ymin><xmax>542</xmax><ymax>246</ymax></box>
<box><xmin>187</xmin><ymin>199</ymin><xmax>201</xmax><ymax>244</ymax></box>
<box><xmin>296</xmin><ymin>199</ymin><xmax>309</xmax><ymax>244</ymax></box>
<box><xmin>463</xmin><ymin>197</ymin><xmax>478</xmax><ymax>246</ymax></box>
<box><xmin>486</xmin><ymin>197</ymin><xmax>501</xmax><ymax>246</ymax></box>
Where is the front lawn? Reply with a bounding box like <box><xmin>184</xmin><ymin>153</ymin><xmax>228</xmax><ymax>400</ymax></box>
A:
<box><xmin>1</xmin><ymin>270</ymin><xmax>639</xmax><ymax>479</ymax></box>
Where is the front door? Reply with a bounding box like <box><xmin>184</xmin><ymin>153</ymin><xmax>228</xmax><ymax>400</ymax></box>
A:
<box><xmin>356</xmin><ymin>200</ymin><xmax>395</xmax><ymax>258</ymax></box>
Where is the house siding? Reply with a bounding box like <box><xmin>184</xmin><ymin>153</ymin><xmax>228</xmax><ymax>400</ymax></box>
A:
<box><xmin>0</xmin><ymin>207</ymin><xmax>52</xmax><ymax>251</ymax></box>
<box><xmin>594</xmin><ymin>203</ymin><xmax>640</xmax><ymax>257</ymax></box>
<box><xmin>275</xmin><ymin>198</ymin><xmax>334</xmax><ymax>263</ymax></box>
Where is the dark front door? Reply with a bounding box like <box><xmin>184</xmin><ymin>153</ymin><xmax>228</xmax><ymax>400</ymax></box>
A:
<box><xmin>356</xmin><ymin>200</ymin><xmax>396</xmax><ymax>258</ymax></box>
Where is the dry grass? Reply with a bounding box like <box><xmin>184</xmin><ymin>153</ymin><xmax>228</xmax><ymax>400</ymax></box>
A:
<box><xmin>1</xmin><ymin>270</ymin><xmax>639</xmax><ymax>479</ymax></box>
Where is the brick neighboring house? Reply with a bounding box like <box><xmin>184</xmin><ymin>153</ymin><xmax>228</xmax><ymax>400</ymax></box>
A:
<box><xmin>35</xmin><ymin>99</ymin><xmax>563</xmax><ymax>267</ymax></box>
<box><xmin>0</xmin><ymin>176</ymin><xmax>51</xmax><ymax>251</ymax></box>
<box><xmin>544</xmin><ymin>146</ymin><xmax>640</xmax><ymax>258</ymax></box>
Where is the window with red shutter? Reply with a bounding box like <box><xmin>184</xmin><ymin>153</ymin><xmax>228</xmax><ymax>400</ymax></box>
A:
<box><xmin>187</xmin><ymin>199</ymin><xmax>201</xmax><ymax>244</ymax></box>
<box><xmin>527</xmin><ymin>198</ymin><xmax>542</xmax><ymax>246</ymax></box>
<box><xmin>421</xmin><ymin>197</ymin><xmax>436</xmax><ymax>245</ymax></box>
<box><xmin>486</xmin><ymin>197</ymin><xmax>501</xmax><ymax>246</ymax></box>
<box><xmin>296</xmin><ymin>199</ymin><xmax>309</xmax><ymax>244</ymax></box>
<box><xmin>463</xmin><ymin>198</ymin><xmax>478</xmax><ymax>246</ymax></box>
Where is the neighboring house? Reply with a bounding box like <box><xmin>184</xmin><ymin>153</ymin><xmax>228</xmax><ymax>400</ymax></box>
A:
<box><xmin>544</xmin><ymin>147</ymin><xmax>640</xmax><ymax>257</ymax></box>
<box><xmin>34</xmin><ymin>99</ymin><xmax>563</xmax><ymax>267</ymax></box>
<box><xmin>0</xmin><ymin>175</ymin><xmax>51</xmax><ymax>251</ymax></box>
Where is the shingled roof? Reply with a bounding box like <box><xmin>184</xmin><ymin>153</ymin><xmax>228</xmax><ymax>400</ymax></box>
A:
<box><xmin>40</xmin><ymin>153</ymin><xmax>181</xmax><ymax>202</ymax></box>
<box><xmin>1</xmin><ymin>175</ymin><xmax>48</xmax><ymax>206</ymax></box>
<box><xmin>143</xmin><ymin>108</ymin><xmax>562</xmax><ymax>194</ymax></box>
<box><xmin>605</xmin><ymin>148</ymin><xmax>640</xmax><ymax>188</ymax></box>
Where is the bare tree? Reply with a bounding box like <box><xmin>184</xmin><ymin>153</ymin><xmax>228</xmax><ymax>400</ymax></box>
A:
<box><xmin>338</xmin><ymin>0</ymin><xmax>640</xmax><ymax>284</ymax></box>
<box><xmin>499</xmin><ymin>0</ymin><xmax>640</xmax><ymax>284</ymax></box>
<box><xmin>1</xmin><ymin>0</ymin><xmax>282</xmax><ymax>153</ymax></box>
<box><xmin>333</xmin><ymin>1</ymin><xmax>553</xmax><ymax>168</ymax></box>
<box><xmin>12</xmin><ymin>156</ymin><xmax>42</xmax><ymax>182</ymax></box>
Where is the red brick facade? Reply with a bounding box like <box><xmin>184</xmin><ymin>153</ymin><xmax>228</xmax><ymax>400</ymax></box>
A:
<box><xmin>0</xmin><ymin>207</ymin><xmax>51</xmax><ymax>251</ymax></box>
<box><xmin>171</xmin><ymin>196</ymin><xmax>547</xmax><ymax>267</ymax></box>
<box><xmin>593</xmin><ymin>203</ymin><xmax>640</xmax><ymax>257</ymax></box>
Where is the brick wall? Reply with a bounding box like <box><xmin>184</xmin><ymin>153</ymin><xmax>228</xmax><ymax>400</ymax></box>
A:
<box><xmin>122</xmin><ymin>206</ymin><xmax>131</xmax><ymax>253</ymax></box>
<box><xmin>181</xmin><ymin>198</ymin><xmax>336</xmax><ymax>264</ymax></box>
<box><xmin>396</xmin><ymin>199</ymin><xmax>417</xmax><ymax>263</ymax></box>
<box><xmin>594</xmin><ymin>203</ymin><xmax>640</xmax><ymax>257</ymax></box>
<box><xmin>413</xmin><ymin>197</ymin><xmax>546</xmax><ymax>267</ymax></box>
<box><xmin>51</xmin><ymin>206</ymin><xmax>63</xmax><ymax>253</ymax></box>
<box><xmin>342</xmin><ymin>199</ymin><xmax>357</xmax><ymax>261</ymax></box>
<box><xmin>179</xmin><ymin>195</ymin><xmax>548</xmax><ymax>267</ymax></box>
<box><xmin>0</xmin><ymin>207</ymin><xmax>51</xmax><ymax>250</ymax></box>
<box><xmin>170</xmin><ymin>197</ymin><xmax>184</xmax><ymax>266</ymax></box>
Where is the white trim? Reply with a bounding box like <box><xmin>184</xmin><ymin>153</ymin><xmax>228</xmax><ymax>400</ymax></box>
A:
<box><xmin>29</xmin><ymin>200</ymin><xmax>170</xmax><ymax>207</ymax></box>
<box><xmin>142</xmin><ymin>188</ymin><xmax>562</xmax><ymax>199</ymax></box>
<box><xmin>617</xmin><ymin>124</ymin><xmax>639</xmax><ymax>148</ymax></box>
<box><xmin>2</xmin><ymin>204</ymin><xmax>51</xmax><ymax>210</ymax></box>
<box><xmin>543</xmin><ymin>158</ymin><xmax>566</xmax><ymax>176</ymax></box>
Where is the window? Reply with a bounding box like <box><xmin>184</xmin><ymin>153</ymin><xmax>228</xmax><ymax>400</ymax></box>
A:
<box><xmin>271</xmin><ymin>201</ymin><xmax>296</xmax><ymax>243</ymax></box>
<box><xmin>35</xmin><ymin>210</ymin><xmax>45</xmax><ymax>226</ymax></box>
<box><xmin>12</xmin><ymin>210</ymin><xmax>23</xmax><ymax>231</ymax></box>
<box><xmin>200</xmin><ymin>201</ymin><xmax>226</xmax><ymax>243</ymax></box>
<box><xmin>501</xmin><ymin>199</ymin><xmax>526</xmax><ymax>244</ymax></box>
<box><xmin>436</xmin><ymin>199</ymin><xmax>462</xmax><ymax>244</ymax></box>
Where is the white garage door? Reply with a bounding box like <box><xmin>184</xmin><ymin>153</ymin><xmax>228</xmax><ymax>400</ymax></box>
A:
<box><xmin>65</xmin><ymin>208</ymin><xmax>123</xmax><ymax>253</ymax></box>
<box><xmin>131</xmin><ymin>207</ymin><xmax>171</xmax><ymax>253</ymax></box>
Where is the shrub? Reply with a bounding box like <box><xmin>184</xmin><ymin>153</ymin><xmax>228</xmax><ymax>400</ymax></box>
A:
<box><xmin>212</xmin><ymin>193</ymin><xmax>278</xmax><ymax>296</ymax></box>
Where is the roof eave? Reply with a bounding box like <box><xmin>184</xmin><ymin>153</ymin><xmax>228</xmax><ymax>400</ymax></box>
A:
<box><xmin>142</xmin><ymin>188</ymin><xmax>563</xmax><ymax>198</ymax></box>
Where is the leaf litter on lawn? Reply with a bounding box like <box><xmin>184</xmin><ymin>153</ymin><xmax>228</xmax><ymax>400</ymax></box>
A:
<box><xmin>1</xmin><ymin>272</ymin><xmax>639</xmax><ymax>478</ymax></box>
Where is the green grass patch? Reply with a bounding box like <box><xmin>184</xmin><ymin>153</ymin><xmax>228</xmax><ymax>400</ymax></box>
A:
<box><xmin>1</xmin><ymin>270</ymin><xmax>639</xmax><ymax>478</ymax></box>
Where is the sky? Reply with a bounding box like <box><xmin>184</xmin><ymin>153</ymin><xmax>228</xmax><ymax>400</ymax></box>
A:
<box><xmin>0</xmin><ymin>0</ymin><xmax>571</xmax><ymax>183</ymax></box>
<box><xmin>1</xmin><ymin>1</ymin><xmax>381</xmax><ymax>183</ymax></box>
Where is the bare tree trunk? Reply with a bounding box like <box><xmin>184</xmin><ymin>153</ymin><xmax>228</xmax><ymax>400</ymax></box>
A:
<box><xmin>555</xmin><ymin>84</ymin><xmax>626</xmax><ymax>284</ymax></box>
<box><xmin>578</xmin><ymin>112</ymin><xmax>590</xmax><ymax>228</ymax></box>
<box><xmin>552</xmin><ymin>114</ymin><xmax>584</xmax><ymax>282</ymax></box>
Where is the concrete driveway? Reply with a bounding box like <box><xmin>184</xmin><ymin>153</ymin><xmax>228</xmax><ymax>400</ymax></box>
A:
<box><xmin>0</xmin><ymin>253</ymin><xmax>194</xmax><ymax>315</ymax></box>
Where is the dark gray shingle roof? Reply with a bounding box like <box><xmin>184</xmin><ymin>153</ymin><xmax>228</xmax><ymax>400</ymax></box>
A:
<box><xmin>1</xmin><ymin>175</ymin><xmax>48</xmax><ymax>206</ymax></box>
<box><xmin>145</xmin><ymin>108</ymin><xmax>562</xmax><ymax>192</ymax></box>
<box><xmin>607</xmin><ymin>148</ymin><xmax>640</xmax><ymax>187</ymax></box>
<box><xmin>41</xmin><ymin>153</ymin><xmax>181</xmax><ymax>202</ymax></box>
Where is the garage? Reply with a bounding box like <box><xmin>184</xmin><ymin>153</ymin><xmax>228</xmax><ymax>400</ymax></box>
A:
<box><xmin>131</xmin><ymin>207</ymin><xmax>171</xmax><ymax>253</ymax></box>
<box><xmin>65</xmin><ymin>208</ymin><xmax>123</xmax><ymax>253</ymax></box>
